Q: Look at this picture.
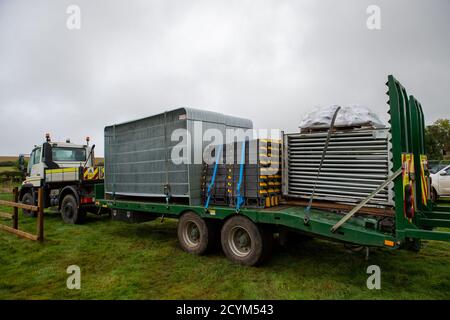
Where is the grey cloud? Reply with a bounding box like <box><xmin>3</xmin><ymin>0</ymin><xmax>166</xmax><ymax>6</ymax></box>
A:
<box><xmin>0</xmin><ymin>0</ymin><xmax>449</xmax><ymax>156</ymax></box>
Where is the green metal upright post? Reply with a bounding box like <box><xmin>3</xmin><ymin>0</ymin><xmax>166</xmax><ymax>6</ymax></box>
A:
<box><xmin>387</xmin><ymin>75</ymin><xmax>419</xmax><ymax>238</ymax></box>
<box><xmin>409</xmin><ymin>96</ymin><xmax>432</xmax><ymax>213</ymax></box>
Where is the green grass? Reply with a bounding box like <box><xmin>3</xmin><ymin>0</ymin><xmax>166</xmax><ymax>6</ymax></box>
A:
<box><xmin>0</xmin><ymin>166</ymin><xmax>16</xmax><ymax>173</ymax></box>
<box><xmin>438</xmin><ymin>198</ymin><xmax>450</xmax><ymax>205</ymax></box>
<box><xmin>0</xmin><ymin>192</ymin><xmax>449</xmax><ymax>300</ymax></box>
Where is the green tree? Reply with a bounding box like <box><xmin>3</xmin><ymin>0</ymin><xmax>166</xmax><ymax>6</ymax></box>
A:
<box><xmin>425</xmin><ymin>119</ymin><xmax>450</xmax><ymax>160</ymax></box>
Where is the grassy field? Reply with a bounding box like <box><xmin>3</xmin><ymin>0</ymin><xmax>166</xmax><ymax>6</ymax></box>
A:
<box><xmin>0</xmin><ymin>156</ymin><xmax>21</xmax><ymax>162</ymax></box>
<box><xmin>0</xmin><ymin>167</ymin><xmax>21</xmax><ymax>193</ymax></box>
<box><xmin>0</xmin><ymin>191</ymin><xmax>449</xmax><ymax>300</ymax></box>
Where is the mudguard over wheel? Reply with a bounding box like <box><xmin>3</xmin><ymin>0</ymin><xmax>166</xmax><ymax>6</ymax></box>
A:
<box><xmin>221</xmin><ymin>215</ymin><xmax>273</xmax><ymax>266</ymax></box>
<box><xmin>177</xmin><ymin>211</ymin><xmax>218</xmax><ymax>255</ymax></box>
<box><xmin>21</xmin><ymin>192</ymin><xmax>36</xmax><ymax>217</ymax></box>
<box><xmin>60</xmin><ymin>194</ymin><xmax>86</xmax><ymax>224</ymax></box>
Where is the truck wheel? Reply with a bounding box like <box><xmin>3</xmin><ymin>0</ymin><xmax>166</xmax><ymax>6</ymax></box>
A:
<box><xmin>221</xmin><ymin>216</ymin><xmax>273</xmax><ymax>266</ymax></box>
<box><xmin>177</xmin><ymin>212</ymin><xmax>217</xmax><ymax>255</ymax></box>
<box><xmin>21</xmin><ymin>192</ymin><xmax>36</xmax><ymax>217</ymax></box>
<box><xmin>60</xmin><ymin>194</ymin><xmax>86</xmax><ymax>224</ymax></box>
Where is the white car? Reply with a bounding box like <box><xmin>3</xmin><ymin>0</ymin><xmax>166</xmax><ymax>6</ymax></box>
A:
<box><xmin>430</xmin><ymin>165</ymin><xmax>450</xmax><ymax>201</ymax></box>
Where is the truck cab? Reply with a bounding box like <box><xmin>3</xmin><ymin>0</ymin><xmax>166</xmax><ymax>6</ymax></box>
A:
<box><xmin>20</xmin><ymin>134</ymin><xmax>104</xmax><ymax>224</ymax></box>
<box><xmin>25</xmin><ymin>141</ymin><xmax>93</xmax><ymax>187</ymax></box>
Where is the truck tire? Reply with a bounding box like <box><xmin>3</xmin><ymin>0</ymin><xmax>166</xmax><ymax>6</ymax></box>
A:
<box><xmin>221</xmin><ymin>216</ymin><xmax>273</xmax><ymax>266</ymax></box>
<box><xmin>21</xmin><ymin>192</ymin><xmax>36</xmax><ymax>217</ymax></box>
<box><xmin>60</xmin><ymin>194</ymin><xmax>86</xmax><ymax>224</ymax></box>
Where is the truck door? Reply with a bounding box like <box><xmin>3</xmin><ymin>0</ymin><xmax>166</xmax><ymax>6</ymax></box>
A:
<box><xmin>28</xmin><ymin>147</ymin><xmax>44</xmax><ymax>186</ymax></box>
<box><xmin>439</xmin><ymin>166</ymin><xmax>450</xmax><ymax>195</ymax></box>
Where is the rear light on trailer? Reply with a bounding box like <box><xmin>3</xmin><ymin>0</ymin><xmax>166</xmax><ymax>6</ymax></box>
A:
<box><xmin>80</xmin><ymin>197</ymin><xmax>93</xmax><ymax>204</ymax></box>
<box><xmin>384</xmin><ymin>240</ymin><xmax>395</xmax><ymax>247</ymax></box>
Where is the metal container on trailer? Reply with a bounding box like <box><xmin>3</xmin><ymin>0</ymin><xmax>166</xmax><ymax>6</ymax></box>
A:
<box><xmin>104</xmin><ymin>107</ymin><xmax>253</xmax><ymax>205</ymax></box>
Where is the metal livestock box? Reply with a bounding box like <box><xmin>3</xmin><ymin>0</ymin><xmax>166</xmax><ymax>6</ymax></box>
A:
<box><xmin>104</xmin><ymin>107</ymin><xmax>253</xmax><ymax>205</ymax></box>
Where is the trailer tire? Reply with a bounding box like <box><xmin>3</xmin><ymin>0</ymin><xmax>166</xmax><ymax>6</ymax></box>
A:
<box><xmin>177</xmin><ymin>212</ymin><xmax>216</xmax><ymax>255</ymax></box>
<box><xmin>21</xmin><ymin>192</ymin><xmax>36</xmax><ymax>217</ymax></box>
<box><xmin>221</xmin><ymin>216</ymin><xmax>273</xmax><ymax>266</ymax></box>
<box><xmin>60</xmin><ymin>194</ymin><xmax>86</xmax><ymax>224</ymax></box>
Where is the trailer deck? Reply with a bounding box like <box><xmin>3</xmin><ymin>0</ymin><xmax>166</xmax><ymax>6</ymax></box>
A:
<box><xmin>97</xmin><ymin>196</ymin><xmax>398</xmax><ymax>248</ymax></box>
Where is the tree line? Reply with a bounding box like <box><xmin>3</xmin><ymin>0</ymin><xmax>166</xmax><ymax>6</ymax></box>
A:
<box><xmin>425</xmin><ymin>119</ymin><xmax>450</xmax><ymax>160</ymax></box>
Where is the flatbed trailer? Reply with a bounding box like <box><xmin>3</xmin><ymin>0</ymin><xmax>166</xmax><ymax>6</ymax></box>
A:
<box><xmin>97</xmin><ymin>195</ymin><xmax>400</xmax><ymax>248</ymax></box>
<box><xmin>95</xmin><ymin>75</ymin><xmax>450</xmax><ymax>265</ymax></box>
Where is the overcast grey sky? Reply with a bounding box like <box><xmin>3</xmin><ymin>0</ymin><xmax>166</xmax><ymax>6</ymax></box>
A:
<box><xmin>0</xmin><ymin>0</ymin><xmax>449</xmax><ymax>156</ymax></box>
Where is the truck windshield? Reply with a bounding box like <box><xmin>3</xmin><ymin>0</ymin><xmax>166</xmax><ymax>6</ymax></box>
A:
<box><xmin>52</xmin><ymin>147</ymin><xmax>86</xmax><ymax>162</ymax></box>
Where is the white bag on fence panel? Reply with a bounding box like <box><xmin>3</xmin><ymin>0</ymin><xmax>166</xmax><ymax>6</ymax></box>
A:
<box><xmin>298</xmin><ymin>105</ymin><xmax>386</xmax><ymax>130</ymax></box>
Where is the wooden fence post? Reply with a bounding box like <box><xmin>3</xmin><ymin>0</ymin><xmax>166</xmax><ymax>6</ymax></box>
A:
<box><xmin>0</xmin><ymin>187</ymin><xmax>43</xmax><ymax>241</ymax></box>
<box><xmin>12</xmin><ymin>187</ymin><xmax>18</xmax><ymax>229</ymax></box>
<box><xmin>37</xmin><ymin>188</ymin><xmax>44</xmax><ymax>242</ymax></box>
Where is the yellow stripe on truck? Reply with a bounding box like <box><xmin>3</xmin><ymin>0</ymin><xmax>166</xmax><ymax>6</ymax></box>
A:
<box><xmin>46</xmin><ymin>168</ymin><xmax>78</xmax><ymax>174</ymax></box>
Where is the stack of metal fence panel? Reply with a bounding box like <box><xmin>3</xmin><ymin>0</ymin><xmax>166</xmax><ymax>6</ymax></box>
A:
<box><xmin>201</xmin><ymin>163</ymin><xmax>229</xmax><ymax>205</ymax></box>
<box><xmin>226</xmin><ymin>139</ymin><xmax>282</xmax><ymax>208</ymax></box>
<box><xmin>282</xmin><ymin>128</ymin><xmax>393</xmax><ymax>207</ymax></box>
<box><xmin>104</xmin><ymin>107</ymin><xmax>253</xmax><ymax>205</ymax></box>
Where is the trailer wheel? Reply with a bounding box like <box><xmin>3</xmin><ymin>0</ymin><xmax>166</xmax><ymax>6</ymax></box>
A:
<box><xmin>177</xmin><ymin>212</ymin><xmax>217</xmax><ymax>255</ymax></box>
<box><xmin>60</xmin><ymin>194</ymin><xmax>86</xmax><ymax>224</ymax></box>
<box><xmin>221</xmin><ymin>216</ymin><xmax>273</xmax><ymax>266</ymax></box>
<box><xmin>21</xmin><ymin>192</ymin><xmax>36</xmax><ymax>217</ymax></box>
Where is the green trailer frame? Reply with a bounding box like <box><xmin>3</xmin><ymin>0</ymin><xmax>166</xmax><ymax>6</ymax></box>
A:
<box><xmin>96</xmin><ymin>75</ymin><xmax>450</xmax><ymax>258</ymax></box>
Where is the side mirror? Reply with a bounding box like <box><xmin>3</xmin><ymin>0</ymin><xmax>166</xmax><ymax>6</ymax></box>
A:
<box><xmin>18</xmin><ymin>154</ymin><xmax>25</xmax><ymax>172</ymax></box>
<box><xmin>42</xmin><ymin>142</ymin><xmax>59</xmax><ymax>169</ymax></box>
<box><xmin>440</xmin><ymin>171</ymin><xmax>448</xmax><ymax>176</ymax></box>
<box><xmin>43</xmin><ymin>142</ymin><xmax>53</xmax><ymax>163</ymax></box>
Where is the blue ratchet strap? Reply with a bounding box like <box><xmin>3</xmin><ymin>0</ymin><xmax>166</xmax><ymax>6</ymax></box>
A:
<box><xmin>204</xmin><ymin>144</ymin><xmax>223</xmax><ymax>210</ymax></box>
<box><xmin>304</xmin><ymin>106</ymin><xmax>341</xmax><ymax>224</ymax></box>
<box><xmin>235</xmin><ymin>140</ymin><xmax>246</xmax><ymax>212</ymax></box>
